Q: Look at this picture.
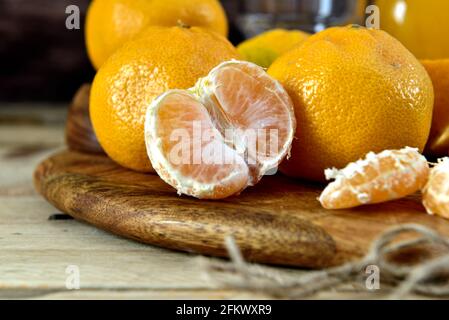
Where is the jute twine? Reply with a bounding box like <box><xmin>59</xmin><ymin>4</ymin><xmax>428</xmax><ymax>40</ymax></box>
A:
<box><xmin>201</xmin><ymin>224</ymin><xmax>449</xmax><ymax>299</ymax></box>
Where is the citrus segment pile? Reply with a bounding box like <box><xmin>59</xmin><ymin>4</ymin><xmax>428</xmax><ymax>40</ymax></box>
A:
<box><xmin>319</xmin><ymin>147</ymin><xmax>430</xmax><ymax>209</ymax></box>
<box><xmin>196</xmin><ymin>61</ymin><xmax>296</xmax><ymax>179</ymax></box>
<box><xmin>145</xmin><ymin>61</ymin><xmax>296</xmax><ymax>199</ymax></box>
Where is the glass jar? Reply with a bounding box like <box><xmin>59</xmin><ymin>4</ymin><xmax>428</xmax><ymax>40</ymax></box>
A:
<box><xmin>235</xmin><ymin>0</ymin><xmax>368</xmax><ymax>37</ymax></box>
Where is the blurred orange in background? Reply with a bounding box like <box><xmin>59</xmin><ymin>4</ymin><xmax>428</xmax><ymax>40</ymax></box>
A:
<box><xmin>86</xmin><ymin>0</ymin><xmax>229</xmax><ymax>69</ymax></box>
<box><xmin>377</xmin><ymin>0</ymin><xmax>449</xmax><ymax>59</ymax></box>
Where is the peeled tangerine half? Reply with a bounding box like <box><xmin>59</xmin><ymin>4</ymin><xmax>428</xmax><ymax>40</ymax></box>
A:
<box><xmin>319</xmin><ymin>147</ymin><xmax>430</xmax><ymax>209</ymax></box>
<box><xmin>145</xmin><ymin>61</ymin><xmax>296</xmax><ymax>199</ymax></box>
<box><xmin>423</xmin><ymin>158</ymin><xmax>449</xmax><ymax>220</ymax></box>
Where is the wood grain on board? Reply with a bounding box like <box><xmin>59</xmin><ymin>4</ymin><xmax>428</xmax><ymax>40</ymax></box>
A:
<box><xmin>34</xmin><ymin>150</ymin><xmax>449</xmax><ymax>268</ymax></box>
<box><xmin>33</xmin><ymin>151</ymin><xmax>336</xmax><ymax>268</ymax></box>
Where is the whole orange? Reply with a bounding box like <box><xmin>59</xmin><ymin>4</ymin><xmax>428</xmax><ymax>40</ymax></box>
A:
<box><xmin>268</xmin><ymin>25</ymin><xmax>434</xmax><ymax>182</ymax></box>
<box><xmin>86</xmin><ymin>0</ymin><xmax>229</xmax><ymax>69</ymax></box>
<box><xmin>90</xmin><ymin>26</ymin><xmax>239</xmax><ymax>172</ymax></box>
<box><xmin>422</xmin><ymin>59</ymin><xmax>449</xmax><ymax>157</ymax></box>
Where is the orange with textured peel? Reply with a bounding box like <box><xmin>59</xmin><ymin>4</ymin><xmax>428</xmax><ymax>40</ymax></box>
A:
<box><xmin>145</xmin><ymin>61</ymin><xmax>296</xmax><ymax>199</ymax></box>
<box><xmin>268</xmin><ymin>25</ymin><xmax>434</xmax><ymax>182</ymax></box>
<box><xmin>86</xmin><ymin>0</ymin><xmax>229</xmax><ymax>69</ymax></box>
<box><xmin>90</xmin><ymin>26</ymin><xmax>239</xmax><ymax>172</ymax></box>
<box><xmin>319</xmin><ymin>147</ymin><xmax>430</xmax><ymax>210</ymax></box>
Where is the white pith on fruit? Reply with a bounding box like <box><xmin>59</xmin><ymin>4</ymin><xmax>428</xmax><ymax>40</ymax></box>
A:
<box><xmin>319</xmin><ymin>147</ymin><xmax>430</xmax><ymax>209</ymax></box>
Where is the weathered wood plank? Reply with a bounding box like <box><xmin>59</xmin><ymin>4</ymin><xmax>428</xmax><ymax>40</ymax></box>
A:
<box><xmin>0</xmin><ymin>146</ymin><xmax>62</xmax><ymax>196</ymax></box>
<box><xmin>0</xmin><ymin>198</ymin><xmax>219</xmax><ymax>291</ymax></box>
<box><xmin>0</xmin><ymin>250</ymin><xmax>214</xmax><ymax>290</ymax></box>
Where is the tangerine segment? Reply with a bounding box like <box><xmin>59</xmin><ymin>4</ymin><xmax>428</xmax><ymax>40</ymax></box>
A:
<box><xmin>319</xmin><ymin>147</ymin><xmax>430</xmax><ymax>210</ymax></box>
<box><xmin>423</xmin><ymin>158</ymin><xmax>449</xmax><ymax>220</ymax></box>
<box><xmin>145</xmin><ymin>61</ymin><xmax>296</xmax><ymax>199</ymax></box>
<box><xmin>196</xmin><ymin>61</ymin><xmax>296</xmax><ymax>182</ymax></box>
<box><xmin>145</xmin><ymin>90</ymin><xmax>249</xmax><ymax>199</ymax></box>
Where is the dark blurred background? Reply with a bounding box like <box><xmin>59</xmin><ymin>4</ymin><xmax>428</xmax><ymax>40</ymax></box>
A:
<box><xmin>0</xmin><ymin>0</ymin><xmax>365</xmax><ymax>103</ymax></box>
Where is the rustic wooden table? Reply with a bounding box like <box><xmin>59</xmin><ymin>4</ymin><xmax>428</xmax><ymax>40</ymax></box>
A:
<box><xmin>0</xmin><ymin>105</ymin><xmax>422</xmax><ymax>300</ymax></box>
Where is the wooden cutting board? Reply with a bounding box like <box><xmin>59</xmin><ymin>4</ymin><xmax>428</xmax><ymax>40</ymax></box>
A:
<box><xmin>34</xmin><ymin>150</ymin><xmax>449</xmax><ymax>268</ymax></box>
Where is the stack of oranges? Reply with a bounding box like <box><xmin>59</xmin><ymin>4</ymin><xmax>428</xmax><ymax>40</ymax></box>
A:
<box><xmin>86</xmin><ymin>0</ymin><xmax>449</xmax><ymax>219</ymax></box>
<box><xmin>87</xmin><ymin>0</ymin><xmax>236</xmax><ymax>173</ymax></box>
